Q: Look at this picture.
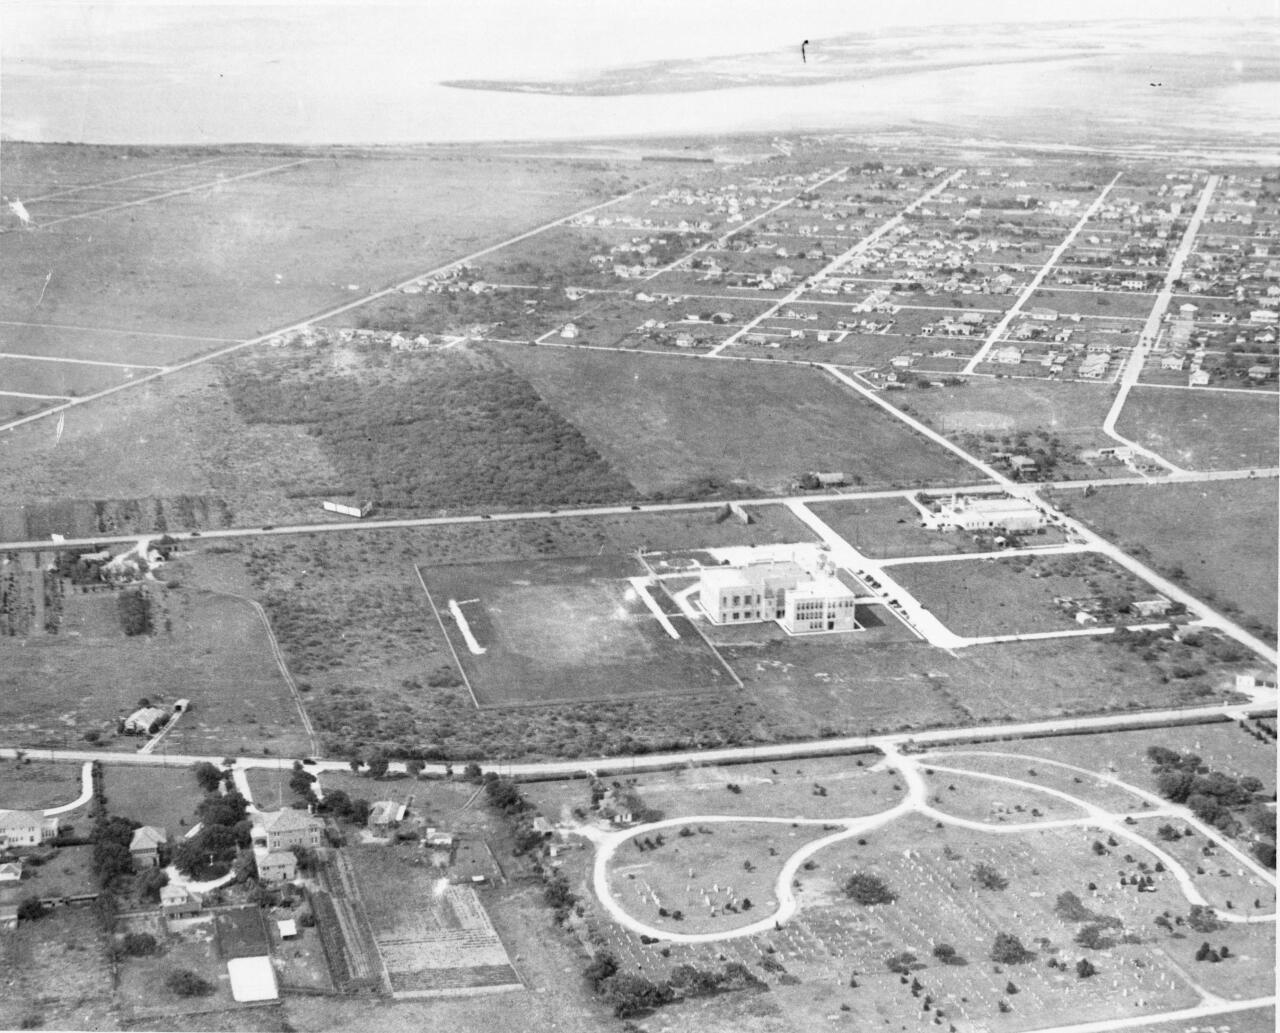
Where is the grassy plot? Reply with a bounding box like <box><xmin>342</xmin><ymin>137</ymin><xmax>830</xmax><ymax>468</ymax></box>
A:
<box><xmin>1054</xmin><ymin>478</ymin><xmax>1279</xmax><ymax>640</ymax></box>
<box><xmin>102</xmin><ymin>763</ymin><xmax>210</xmax><ymax>833</ymax></box>
<box><xmin>221</xmin><ymin>342</ymin><xmax>636</xmax><ymax>513</ymax></box>
<box><xmin>499</xmin><ymin>347</ymin><xmax>976</xmax><ymax>494</ymax></box>
<box><xmin>0</xmin><ymin>759</ymin><xmax>83</xmax><ymax>811</ymax></box>
<box><xmin>724</xmin><ymin>630</ymin><xmax>1246</xmax><ymax>736</ymax></box>
<box><xmin>0</xmin><ymin>321</ymin><xmax>234</xmax><ymax>366</ymax></box>
<box><xmin>421</xmin><ymin>554</ymin><xmax>733</xmax><ymax>706</ymax></box>
<box><xmin>0</xmin><ymin>907</ymin><xmax>116</xmax><ymax>1033</ymax></box>
<box><xmin>0</xmin><ymin>355</ymin><xmax>131</xmax><ymax>399</ymax></box>
<box><xmin>0</xmin><ymin>363</ymin><xmax>341</xmax><ymax>533</ymax></box>
<box><xmin>0</xmin><ymin>584</ymin><xmax>311</xmax><ymax>755</ymax></box>
<box><xmin>0</xmin><ymin>150</ymin><xmax>628</xmax><ymax>342</ymax></box>
<box><xmin>887</xmin><ymin>551</ymin><xmax>1155</xmax><ymax>637</ymax></box>
<box><xmin>607</xmin><ymin>821</ymin><xmax>834</xmax><ymax>934</ymax></box>
<box><xmin>1117</xmin><ymin>387</ymin><xmax>1279</xmax><ymax>470</ymax></box>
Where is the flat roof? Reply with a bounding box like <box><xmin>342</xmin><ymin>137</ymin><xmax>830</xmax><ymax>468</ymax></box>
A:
<box><xmin>227</xmin><ymin>956</ymin><xmax>279</xmax><ymax>1002</ymax></box>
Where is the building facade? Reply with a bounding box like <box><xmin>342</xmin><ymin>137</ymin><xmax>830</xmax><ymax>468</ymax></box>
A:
<box><xmin>698</xmin><ymin>559</ymin><xmax>860</xmax><ymax>635</ymax></box>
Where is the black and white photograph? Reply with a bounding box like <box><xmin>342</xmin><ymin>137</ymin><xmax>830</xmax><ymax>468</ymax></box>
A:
<box><xmin>0</xmin><ymin>2</ymin><xmax>1276</xmax><ymax>1031</ymax></box>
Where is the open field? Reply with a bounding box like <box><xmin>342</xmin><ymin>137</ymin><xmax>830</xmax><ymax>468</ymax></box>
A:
<box><xmin>1054</xmin><ymin>479</ymin><xmax>1279</xmax><ymax>641</ymax></box>
<box><xmin>103</xmin><ymin>762</ymin><xmax>210</xmax><ymax>832</ymax></box>
<box><xmin>889</xmin><ymin>551</ymin><xmax>1156</xmax><ymax>637</ymax></box>
<box><xmin>720</xmin><ymin>631</ymin><xmax>1249</xmax><ymax>737</ymax></box>
<box><xmin>0</xmin><ymin>363</ymin><xmax>342</xmax><ymax>536</ymax></box>
<box><xmin>1029</xmin><ymin>287</ymin><xmax>1159</xmax><ymax>318</ymax></box>
<box><xmin>0</xmin><ymin>320</ymin><xmax>231</xmax><ymax>365</ymax></box>
<box><xmin>524</xmin><ymin>756</ymin><xmax>902</xmax><ymax>825</ymax></box>
<box><xmin>808</xmin><ymin>496</ymin><xmax>1068</xmax><ymax>558</ymax></box>
<box><xmin>888</xmin><ymin>376</ymin><xmax>1117</xmax><ymax>446</ymax></box>
<box><xmin>1117</xmin><ymin>388</ymin><xmax>1280</xmax><ymax>470</ymax></box>
<box><xmin>977</xmin><ymin>723</ymin><xmax>1277</xmax><ymax>802</ymax></box>
<box><xmin>0</xmin><ymin>584</ymin><xmax>311</xmax><ymax>755</ymax></box>
<box><xmin>1129</xmin><ymin>816</ymin><xmax>1275</xmax><ymax>913</ymax></box>
<box><xmin>0</xmin><ymin>354</ymin><xmax>131</xmax><ymax>399</ymax></box>
<box><xmin>499</xmin><ymin>347</ymin><xmax>977</xmax><ymax>494</ymax></box>
<box><xmin>221</xmin><ymin>341</ymin><xmax>636</xmax><ymax>513</ymax></box>
<box><xmin>421</xmin><ymin>554</ymin><xmax>733</xmax><ymax>706</ymax></box>
<box><xmin>0</xmin><ymin>148</ymin><xmax>630</xmax><ymax>343</ymax></box>
<box><xmin>0</xmin><ymin>758</ymin><xmax>83</xmax><ymax>811</ymax></box>
<box><xmin>0</xmin><ymin>906</ymin><xmax>115</xmax><ymax>1032</ymax></box>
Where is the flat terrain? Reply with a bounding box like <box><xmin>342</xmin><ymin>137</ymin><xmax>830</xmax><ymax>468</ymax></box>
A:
<box><xmin>1057</xmin><ymin>478</ymin><xmax>1279</xmax><ymax>641</ymax></box>
<box><xmin>1117</xmin><ymin>388</ymin><xmax>1280</xmax><ymax>470</ymax></box>
<box><xmin>0</xmin><ymin>149</ymin><xmax>627</xmax><ymax>343</ymax></box>
<box><xmin>0</xmin><ymin>907</ymin><xmax>115</xmax><ymax>1032</ymax></box>
<box><xmin>808</xmin><ymin>496</ymin><xmax>1068</xmax><ymax>558</ymax></box>
<box><xmin>421</xmin><ymin>554</ymin><xmax>733</xmax><ymax>706</ymax></box>
<box><xmin>0</xmin><ymin>758</ymin><xmax>83</xmax><ymax>811</ymax></box>
<box><xmin>888</xmin><ymin>551</ymin><xmax>1154</xmax><ymax>637</ymax></box>
<box><xmin>0</xmin><ymin>584</ymin><xmax>311</xmax><ymax>755</ymax></box>
<box><xmin>498</xmin><ymin>347</ymin><xmax>977</xmax><ymax>494</ymax></box>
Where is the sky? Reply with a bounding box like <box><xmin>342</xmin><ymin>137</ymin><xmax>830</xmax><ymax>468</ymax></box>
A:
<box><xmin>1</xmin><ymin>1</ymin><xmax>1276</xmax><ymax>144</ymax></box>
<box><xmin>5</xmin><ymin>1</ymin><xmax>1277</xmax><ymax>81</ymax></box>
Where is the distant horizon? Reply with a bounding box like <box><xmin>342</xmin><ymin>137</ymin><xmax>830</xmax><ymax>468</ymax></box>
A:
<box><xmin>2</xmin><ymin>3</ymin><xmax>1277</xmax><ymax>147</ymax></box>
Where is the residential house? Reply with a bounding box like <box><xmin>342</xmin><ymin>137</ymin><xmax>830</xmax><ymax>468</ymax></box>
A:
<box><xmin>0</xmin><ymin>810</ymin><xmax>59</xmax><ymax>849</ymax></box>
<box><xmin>994</xmin><ymin>345</ymin><xmax>1023</xmax><ymax>365</ymax></box>
<box><xmin>252</xmin><ymin>809</ymin><xmax>324</xmax><ymax>854</ymax></box>
<box><xmin>1189</xmin><ymin>370</ymin><xmax>1211</xmax><ymax>387</ymax></box>
<box><xmin>1009</xmin><ymin>456</ymin><xmax>1038</xmax><ymax>476</ymax></box>
<box><xmin>0</xmin><ymin>861</ymin><xmax>22</xmax><ymax>883</ymax></box>
<box><xmin>160</xmin><ymin>884</ymin><xmax>202</xmax><ymax>918</ymax></box>
<box><xmin>256</xmin><ymin>851</ymin><xmax>298</xmax><ymax>884</ymax></box>
<box><xmin>367</xmin><ymin>801</ymin><xmax>406</xmax><ymax>838</ymax></box>
<box><xmin>559</xmin><ymin>323</ymin><xmax>579</xmax><ymax>339</ymax></box>
<box><xmin>1247</xmin><ymin>364</ymin><xmax>1272</xmax><ymax>382</ymax></box>
<box><xmin>1131</xmin><ymin>596</ymin><xmax>1174</xmax><ymax>619</ymax></box>
<box><xmin>129</xmin><ymin>826</ymin><xmax>166</xmax><ymax>868</ymax></box>
<box><xmin>123</xmin><ymin>706</ymin><xmax>170</xmax><ymax>735</ymax></box>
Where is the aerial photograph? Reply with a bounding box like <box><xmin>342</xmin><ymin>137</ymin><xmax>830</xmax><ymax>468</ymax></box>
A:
<box><xmin>0</xmin><ymin>1</ymin><xmax>1276</xmax><ymax>1031</ymax></box>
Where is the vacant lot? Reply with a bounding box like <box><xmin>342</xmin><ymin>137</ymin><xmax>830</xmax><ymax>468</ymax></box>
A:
<box><xmin>1117</xmin><ymin>388</ymin><xmax>1279</xmax><ymax>470</ymax></box>
<box><xmin>0</xmin><ymin>147</ymin><xmax>628</xmax><ymax>344</ymax></box>
<box><xmin>889</xmin><ymin>377</ymin><xmax>1116</xmax><ymax>450</ymax></box>
<box><xmin>1029</xmin><ymin>287</ymin><xmax>1158</xmax><ymax>318</ymax></box>
<box><xmin>0</xmin><ymin>584</ymin><xmax>311</xmax><ymax>755</ymax></box>
<box><xmin>0</xmin><ymin>362</ymin><xmax>342</xmax><ymax>534</ymax></box>
<box><xmin>103</xmin><ymin>763</ymin><xmax>211</xmax><ymax>833</ymax></box>
<box><xmin>0</xmin><ymin>906</ymin><xmax>115</xmax><ymax>1032</ymax></box>
<box><xmin>421</xmin><ymin>554</ymin><xmax>733</xmax><ymax>706</ymax></box>
<box><xmin>221</xmin><ymin>341</ymin><xmax>636</xmax><ymax>513</ymax></box>
<box><xmin>0</xmin><ymin>354</ymin><xmax>130</xmax><ymax>400</ymax></box>
<box><xmin>888</xmin><ymin>551</ymin><xmax>1154</xmax><ymax>637</ymax></box>
<box><xmin>0</xmin><ymin>320</ymin><xmax>229</xmax><ymax>366</ymax></box>
<box><xmin>0</xmin><ymin>758</ymin><xmax>83</xmax><ymax>811</ymax></box>
<box><xmin>1057</xmin><ymin>478</ymin><xmax>1279</xmax><ymax>641</ymax></box>
<box><xmin>500</xmin><ymin>347</ymin><xmax>976</xmax><ymax>494</ymax></box>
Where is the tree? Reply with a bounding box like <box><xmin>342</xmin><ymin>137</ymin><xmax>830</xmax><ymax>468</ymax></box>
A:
<box><xmin>990</xmin><ymin>932</ymin><xmax>1035</xmax><ymax>965</ymax></box>
<box><xmin>601</xmin><ymin>973</ymin><xmax>674</xmax><ymax>1018</ymax></box>
<box><xmin>138</xmin><ymin>866</ymin><xmax>169</xmax><ymax>903</ymax></box>
<box><xmin>583</xmin><ymin>951</ymin><xmax>619</xmax><ymax>991</ymax></box>
<box><xmin>192</xmin><ymin>761</ymin><xmax>223</xmax><ymax>793</ymax></box>
<box><xmin>973</xmin><ymin>863</ymin><xmax>1008</xmax><ymax>890</ymax></box>
<box><xmin>1075</xmin><ymin>924</ymin><xmax>1115</xmax><ymax>950</ymax></box>
<box><xmin>166</xmin><ymin>969</ymin><xmax>214</xmax><ymax>997</ymax></box>
<box><xmin>1076</xmin><ymin>958</ymin><xmax>1097</xmax><ymax>979</ymax></box>
<box><xmin>364</xmin><ymin>751</ymin><xmax>390</xmax><ymax>780</ymax></box>
<box><xmin>932</xmin><ymin>943</ymin><xmax>960</xmax><ymax>964</ymax></box>
<box><xmin>405</xmin><ymin>759</ymin><xmax>424</xmax><ymax>778</ymax></box>
<box><xmin>122</xmin><ymin>932</ymin><xmax>159</xmax><ymax>956</ymax></box>
<box><xmin>844</xmin><ymin>873</ymin><xmax>897</xmax><ymax>905</ymax></box>
<box><xmin>16</xmin><ymin>897</ymin><xmax>45</xmax><ymax>922</ymax></box>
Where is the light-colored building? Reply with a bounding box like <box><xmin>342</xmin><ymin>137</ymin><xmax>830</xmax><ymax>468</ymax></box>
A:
<box><xmin>252</xmin><ymin>809</ymin><xmax>324</xmax><ymax>854</ymax></box>
<box><xmin>123</xmin><ymin>706</ymin><xmax>170</xmax><ymax>735</ymax></box>
<box><xmin>160</xmin><ymin>884</ymin><xmax>202</xmax><ymax>918</ymax></box>
<box><xmin>129</xmin><ymin>826</ymin><xmax>167</xmax><ymax>868</ymax></box>
<box><xmin>256</xmin><ymin>851</ymin><xmax>298</xmax><ymax>884</ymax></box>
<box><xmin>931</xmin><ymin>496</ymin><xmax>1046</xmax><ymax>533</ymax></box>
<box><xmin>1079</xmin><ymin>353</ymin><xmax>1110</xmax><ymax>379</ymax></box>
<box><xmin>368</xmin><ymin>800</ymin><xmax>406</xmax><ymax>837</ymax></box>
<box><xmin>0</xmin><ymin>810</ymin><xmax>59</xmax><ymax>849</ymax></box>
<box><xmin>698</xmin><ymin>558</ymin><xmax>860</xmax><ymax>635</ymax></box>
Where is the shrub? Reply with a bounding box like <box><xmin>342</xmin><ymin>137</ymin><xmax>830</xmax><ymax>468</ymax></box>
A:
<box><xmin>122</xmin><ymin>932</ymin><xmax>159</xmax><ymax>957</ymax></box>
<box><xmin>973</xmin><ymin>863</ymin><xmax>1008</xmax><ymax>890</ymax></box>
<box><xmin>166</xmin><ymin>969</ymin><xmax>214</xmax><ymax>997</ymax></box>
<box><xmin>844</xmin><ymin>873</ymin><xmax>897</xmax><ymax>905</ymax></box>
<box><xmin>990</xmin><ymin>932</ymin><xmax>1035</xmax><ymax>965</ymax></box>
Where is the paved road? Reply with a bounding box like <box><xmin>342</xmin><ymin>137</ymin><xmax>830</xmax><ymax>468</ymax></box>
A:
<box><xmin>963</xmin><ymin>174</ymin><xmax>1123</xmax><ymax>373</ymax></box>
<box><xmin>4</xmin><ymin>697</ymin><xmax>1273</xmax><ymax>781</ymax></box>
<box><xmin>709</xmin><ymin>168</ymin><xmax>965</xmax><ymax>357</ymax></box>
<box><xmin>1100</xmin><ymin>174</ymin><xmax>1220</xmax><ymax>472</ymax></box>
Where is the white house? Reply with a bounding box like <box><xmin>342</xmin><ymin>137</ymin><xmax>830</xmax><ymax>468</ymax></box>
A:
<box><xmin>0</xmin><ymin>810</ymin><xmax>59</xmax><ymax>849</ymax></box>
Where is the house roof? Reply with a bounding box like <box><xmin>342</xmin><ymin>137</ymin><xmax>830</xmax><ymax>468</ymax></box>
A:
<box><xmin>256</xmin><ymin>808</ymin><xmax>322</xmax><ymax>833</ymax></box>
<box><xmin>227</xmin><ymin>956</ymin><xmax>279</xmax><ymax>1003</ymax></box>
<box><xmin>0</xmin><ymin>861</ymin><xmax>22</xmax><ymax>880</ymax></box>
<box><xmin>259</xmin><ymin>851</ymin><xmax>297</xmax><ymax>869</ymax></box>
<box><xmin>130</xmin><ymin>826</ymin><xmax>166</xmax><ymax>852</ymax></box>
<box><xmin>0</xmin><ymin>809</ymin><xmax>43</xmax><ymax>830</ymax></box>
